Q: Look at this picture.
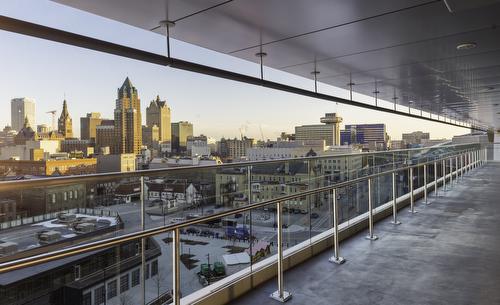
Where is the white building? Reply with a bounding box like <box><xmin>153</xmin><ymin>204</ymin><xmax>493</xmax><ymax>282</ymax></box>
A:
<box><xmin>0</xmin><ymin>140</ymin><xmax>60</xmax><ymax>160</ymax></box>
<box><xmin>247</xmin><ymin>140</ymin><xmax>325</xmax><ymax>161</ymax></box>
<box><xmin>11</xmin><ymin>98</ymin><xmax>36</xmax><ymax>132</ymax></box>
<box><xmin>187</xmin><ymin>135</ymin><xmax>210</xmax><ymax>157</ymax></box>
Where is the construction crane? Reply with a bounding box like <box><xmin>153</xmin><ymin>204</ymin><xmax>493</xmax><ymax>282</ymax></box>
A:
<box><xmin>46</xmin><ymin>110</ymin><xmax>57</xmax><ymax>131</ymax></box>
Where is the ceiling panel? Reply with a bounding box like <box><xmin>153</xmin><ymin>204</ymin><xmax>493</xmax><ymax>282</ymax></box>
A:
<box><xmin>53</xmin><ymin>0</ymin><xmax>500</xmax><ymax>130</ymax></box>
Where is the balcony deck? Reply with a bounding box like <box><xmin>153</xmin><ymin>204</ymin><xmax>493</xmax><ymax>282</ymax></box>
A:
<box><xmin>231</xmin><ymin>162</ymin><xmax>500</xmax><ymax>305</ymax></box>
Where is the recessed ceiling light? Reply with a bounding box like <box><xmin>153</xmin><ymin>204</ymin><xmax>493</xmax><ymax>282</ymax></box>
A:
<box><xmin>255</xmin><ymin>52</ymin><xmax>267</xmax><ymax>57</ymax></box>
<box><xmin>494</xmin><ymin>103</ymin><xmax>499</xmax><ymax>106</ymax></box>
<box><xmin>456</xmin><ymin>42</ymin><xmax>477</xmax><ymax>50</ymax></box>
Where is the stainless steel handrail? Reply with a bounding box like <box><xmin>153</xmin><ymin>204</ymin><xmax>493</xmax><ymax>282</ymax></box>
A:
<box><xmin>0</xmin><ymin>143</ymin><xmax>477</xmax><ymax>192</ymax></box>
<box><xmin>0</xmin><ymin>147</ymin><xmax>479</xmax><ymax>273</ymax></box>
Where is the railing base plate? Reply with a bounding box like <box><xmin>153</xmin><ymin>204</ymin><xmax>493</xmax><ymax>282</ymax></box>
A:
<box><xmin>329</xmin><ymin>256</ymin><xmax>346</xmax><ymax>265</ymax></box>
<box><xmin>391</xmin><ymin>220</ymin><xmax>402</xmax><ymax>225</ymax></box>
<box><xmin>365</xmin><ymin>235</ymin><xmax>379</xmax><ymax>241</ymax></box>
<box><xmin>270</xmin><ymin>291</ymin><xmax>292</xmax><ymax>302</ymax></box>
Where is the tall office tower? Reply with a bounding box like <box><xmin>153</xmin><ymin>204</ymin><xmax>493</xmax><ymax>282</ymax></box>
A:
<box><xmin>146</xmin><ymin>95</ymin><xmax>171</xmax><ymax>142</ymax></box>
<box><xmin>57</xmin><ymin>100</ymin><xmax>73</xmax><ymax>139</ymax></box>
<box><xmin>11</xmin><ymin>97</ymin><xmax>36</xmax><ymax>132</ymax></box>
<box><xmin>344</xmin><ymin>124</ymin><xmax>388</xmax><ymax>150</ymax></box>
<box><xmin>171</xmin><ymin>121</ymin><xmax>193</xmax><ymax>153</ymax></box>
<box><xmin>80</xmin><ymin>112</ymin><xmax>103</xmax><ymax>141</ymax></box>
<box><xmin>295</xmin><ymin>113</ymin><xmax>343</xmax><ymax>146</ymax></box>
<box><xmin>114</xmin><ymin>77</ymin><xmax>142</xmax><ymax>155</ymax></box>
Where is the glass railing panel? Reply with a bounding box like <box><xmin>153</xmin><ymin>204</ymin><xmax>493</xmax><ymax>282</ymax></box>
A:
<box><xmin>250</xmin><ymin>202</ymin><xmax>278</xmax><ymax>264</ymax></box>
<box><xmin>140</xmin><ymin>166</ymin><xmax>236</xmax><ymax>230</ymax></box>
<box><xmin>0</xmin><ymin>236</ymin><xmax>170</xmax><ymax>305</ymax></box>
<box><xmin>344</xmin><ymin>180</ymin><xmax>369</xmax><ymax>226</ymax></box>
<box><xmin>308</xmin><ymin>190</ymin><xmax>331</xmax><ymax>240</ymax></box>
<box><xmin>179</xmin><ymin>210</ymin><xmax>253</xmax><ymax>297</ymax></box>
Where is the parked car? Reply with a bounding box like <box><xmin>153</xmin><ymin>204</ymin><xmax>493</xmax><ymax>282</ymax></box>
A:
<box><xmin>311</xmin><ymin>213</ymin><xmax>320</xmax><ymax>219</ymax></box>
<box><xmin>186</xmin><ymin>227</ymin><xmax>200</xmax><ymax>235</ymax></box>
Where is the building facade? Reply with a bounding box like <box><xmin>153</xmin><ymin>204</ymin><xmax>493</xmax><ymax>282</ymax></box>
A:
<box><xmin>11</xmin><ymin>97</ymin><xmax>35</xmax><ymax>132</ymax></box>
<box><xmin>114</xmin><ymin>77</ymin><xmax>142</xmax><ymax>155</ymax></box>
<box><xmin>187</xmin><ymin>135</ymin><xmax>210</xmax><ymax>156</ymax></box>
<box><xmin>217</xmin><ymin>137</ymin><xmax>254</xmax><ymax>161</ymax></box>
<box><xmin>171</xmin><ymin>121</ymin><xmax>193</xmax><ymax>153</ymax></box>
<box><xmin>344</xmin><ymin>124</ymin><xmax>388</xmax><ymax>150</ymax></box>
<box><xmin>142</xmin><ymin>125</ymin><xmax>160</xmax><ymax>149</ymax></box>
<box><xmin>402</xmin><ymin>131</ymin><xmax>430</xmax><ymax>146</ymax></box>
<box><xmin>146</xmin><ymin>95</ymin><xmax>171</xmax><ymax>142</ymax></box>
<box><xmin>80</xmin><ymin>112</ymin><xmax>113</xmax><ymax>142</ymax></box>
<box><xmin>295</xmin><ymin>113</ymin><xmax>342</xmax><ymax>146</ymax></box>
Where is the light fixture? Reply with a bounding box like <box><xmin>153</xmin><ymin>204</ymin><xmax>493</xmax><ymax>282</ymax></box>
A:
<box><xmin>456</xmin><ymin>42</ymin><xmax>477</xmax><ymax>51</ymax></box>
<box><xmin>311</xmin><ymin>71</ymin><xmax>320</xmax><ymax>75</ymax></box>
<box><xmin>255</xmin><ymin>52</ymin><xmax>267</xmax><ymax>58</ymax></box>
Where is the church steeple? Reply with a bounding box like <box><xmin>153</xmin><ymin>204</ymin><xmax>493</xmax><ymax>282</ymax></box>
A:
<box><xmin>58</xmin><ymin>99</ymin><xmax>73</xmax><ymax>139</ymax></box>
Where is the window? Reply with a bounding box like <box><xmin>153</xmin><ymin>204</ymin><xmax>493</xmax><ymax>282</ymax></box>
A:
<box><xmin>131</xmin><ymin>269</ymin><xmax>140</xmax><ymax>287</ymax></box>
<box><xmin>74</xmin><ymin>190</ymin><xmax>78</xmax><ymax>199</ymax></box>
<box><xmin>151</xmin><ymin>260</ymin><xmax>158</xmax><ymax>276</ymax></box>
<box><xmin>69</xmin><ymin>191</ymin><xmax>73</xmax><ymax>199</ymax></box>
<box><xmin>74</xmin><ymin>265</ymin><xmax>81</xmax><ymax>280</ymax></box>
<box><xmin>94</xmin><ymin>286</ymin><xmax>105</xmax><ymax>305</ymax></box>
<box><xmin>120</xmin><ymin>274</ymin><xmax>129</xmax><ymax>293</ymax></box>
<box><xmin>82</xmin><ymin>292</ymin><xmax>91</xmax><ymax>305</ymax></box>
<box><xmin>145</xmin><ymin>263</ymin><xmax>150</xmax><ymax>279</ymax></box>
<box><xmin>51</xmin><ymin>194</ymin><xmax>56</xmax><ymax>203</ymax></box>
<box><xmin>107</xmin><ymin>280</ymin><xmax>117</xmax><ymax>300</ymax></box>
<box><xmin>63</xmin><ymin>192</ymin><xmax>67</xmax><ymax>201</ymax></box>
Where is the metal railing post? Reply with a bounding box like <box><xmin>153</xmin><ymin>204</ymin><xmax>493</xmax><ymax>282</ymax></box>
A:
<box><xmin>409</xmin><ymin>167</ymin><xmax>417</xmax><ymax>213</ymax></box>
<box><xmin>172</xmin><ymin>228</ymin><xmax>181</xmax><ymax>305</ymax></box>
<box><xmin>140</xmin><ymin>176</ymin><xmax>146</xmax><ymax>305</ymax></box>
<box><xmin>391</xmin><ymin>172</ymin><xmax>401</xmax><ymax>224</ymax></box>
<box><xmin>455</xmin><ymin>156</ymin><xmax>458</xmax><ymax>182</ymax></box>
<box><xmin>442</xmin><ymin>159</ymin><xmax>446</xmax><ymax>192</ymax></box>
<box><xmin>449</xmin><ymin>158</ymin><xmax>453</xmax><ymax>187</ymax></box>
<box><xmin>329</xmin><ymin>188</ymin><xmax>345</xmax><ymax>264</ymax></box>
<box><xmin>461</xmin><ymin>154</ymin><xmax>464</xmax><ymax>179</ymax></box>
<box><xmin>424</xmin><ymin>164</ymin><xmax>428</xmax><ymax>204</ymax></box>
<box><xmin>434</xmin><ymin>161</ymin><xmax>438</xmax><ymax>197</ymax></box>
<box><xmin>270</xmin><ymin>201</ymin><xmax>292</xmax><ymax>302</ymax></box>
<box><xmin>365</xmin><ymin>178</ymin><xmax>378</xmax><ymax>240</ymax></box>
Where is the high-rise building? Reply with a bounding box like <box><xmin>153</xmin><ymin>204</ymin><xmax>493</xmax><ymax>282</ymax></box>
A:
<box><xmin>96</xmin><ymin>124</ymin><xmax>115</xmax><ymax>154</ymax></box>
<box><xmin>80</xmin><ymin>112</ymin><xmax>109</xmax><ymax>141</ymax></box>
<box><xmin>344</xmin><ymin>124</ymin><xmax>388</xmax><ymax>150</ymax></box>
<box><xmin>57</xmin><ymin>100</ymin><xmax>73</xmax><ymax>139</ymax></box>
<box><xmin>142</xmin><ymin>124</ymin><xmax>160</xmax><ymax>148</ymax></box>
<box><xmin>146</xmin><ymin>95</ymin><xmax>171</xmax><ymax>142</ymax></box>
<box><xmin>171</xmin><ymin>121</ymin><xmax>193</xmax><ymax>153</ymax></box>
<box><xmin>295</xmin><ymin>113</ymin><xmax>343</xmax><ymax>146</ymax></box>
<box><xmin>114</xmin><ymin>77</ymin><xmax>142</xmax><ymax>155</ymax></box>
<box><xmin>11</xmin><ymin>97</ymin><xmax>35</xmax><ymax>132</ymax></box>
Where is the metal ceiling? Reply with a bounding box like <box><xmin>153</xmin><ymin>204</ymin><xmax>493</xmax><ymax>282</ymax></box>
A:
<box><xmin>53</xmin><ymin>0</ymin><xmax>500</xmax><ymax>130</ymax></box>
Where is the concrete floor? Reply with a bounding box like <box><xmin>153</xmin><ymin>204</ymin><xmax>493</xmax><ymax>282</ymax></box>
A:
<box><xmin>230</xmin><ymin>163</ymin><xmax>500</xmax><ymax>305</ymax></box>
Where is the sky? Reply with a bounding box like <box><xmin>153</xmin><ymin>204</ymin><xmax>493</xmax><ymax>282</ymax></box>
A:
<box><xmin>0</xmin><ymin>0</ymin><xmax>470</xmax><ymax>141</ymax></box>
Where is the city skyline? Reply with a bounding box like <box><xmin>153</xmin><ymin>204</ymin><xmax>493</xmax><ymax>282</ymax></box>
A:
<box><xmin>0</xmin><ymin>0</ymin><xmax>470</xmax><ymax>141</ymax></box>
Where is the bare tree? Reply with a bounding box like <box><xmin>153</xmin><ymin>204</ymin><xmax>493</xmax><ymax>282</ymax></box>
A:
<box><xmin>153</xmin><ymin>271</ymin><xmax>166</xmax><ymax>300</ymax></box>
